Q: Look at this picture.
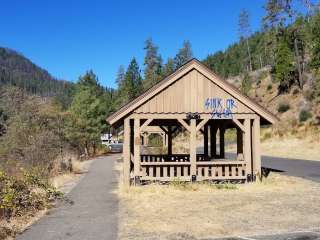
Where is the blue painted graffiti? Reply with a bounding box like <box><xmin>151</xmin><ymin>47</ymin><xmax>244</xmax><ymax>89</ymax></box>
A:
<box><xmin>204</xmin><ymin>98</ymin><xmax>237</xmax><ymax>119</ymax></box>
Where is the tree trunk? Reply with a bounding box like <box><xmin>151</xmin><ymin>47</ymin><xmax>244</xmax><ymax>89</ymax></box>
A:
<box><xmin>246</xmin><ymin>38</ymin><xmax>253</xmax><ymax>72</ymax></box>
<box><xmin>84</xmin><ymin>141</ymin><xmax>89</xmax><ymax>157</ymax></box>
<box><xmin>294</xmin><ymin>36</ymin><xmax>303</xmax><ymax>89</ymax></box>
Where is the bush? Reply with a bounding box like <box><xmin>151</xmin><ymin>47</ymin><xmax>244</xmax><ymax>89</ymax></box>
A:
<box><xmin>277</xmin><ymin>102</ymin><xmax>290</xmax><ymax>113</ymax></box>
<box><xmin>0</xmin><ymin>169</ymin><xmax>63</xmax><ymax>220</ymax></box>
<box><xmin>299</xmin><ymin>110</ymin><xmax>312</xmax><ymax>122</ymax></box>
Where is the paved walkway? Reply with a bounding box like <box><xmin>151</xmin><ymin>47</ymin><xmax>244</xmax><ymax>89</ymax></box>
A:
<box><xmin>18</xmin><ymin>155</ymin><xmax>119</xmax><ymax>240</ymax></box>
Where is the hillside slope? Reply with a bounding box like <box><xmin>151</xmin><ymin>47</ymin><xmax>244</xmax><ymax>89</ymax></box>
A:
<box><xmin>227</xmin><ymin>68</ymin><xmax>320</xmax><ymax>134</ymax></box>
<box><xmin>0</xmin><ymin>47</ymin><xmax>73</xmax><ymax>96</ymax></box>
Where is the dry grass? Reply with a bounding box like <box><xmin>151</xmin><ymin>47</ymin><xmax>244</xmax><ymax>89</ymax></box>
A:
<box><xmin>115</xmin><ymin>161</ymin><xmax>320</xmax><ymax>239</ymax></box>
<box><xmin>260</xmin><ymin>136</ymin><xmax>320</xmax><ymax>161</ymax></box>
<box><xmin>50</xmin><ymin>159</ymin><xmax>92</xmax><ymax>192</ymax></box>
<box><xmin>225</xmin><ymin>127</ymin><xmax>320</xmax><ymax>161</ymax></box>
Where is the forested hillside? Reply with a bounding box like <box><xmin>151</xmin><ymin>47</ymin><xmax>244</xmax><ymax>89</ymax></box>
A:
<box><xmin>0</xmin><ymin>47</ymin><xmax>73</xmax><ymax>97</ymax></box>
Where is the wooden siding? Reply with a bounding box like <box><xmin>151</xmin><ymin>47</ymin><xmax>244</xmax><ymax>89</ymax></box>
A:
<box><xmin>134</xmin><ymin>69</ymin><xmax>254</xmax><ymax>114</ymax></box>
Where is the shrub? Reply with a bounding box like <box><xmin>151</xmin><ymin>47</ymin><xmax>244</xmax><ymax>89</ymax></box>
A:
<box><xmin>292</xmin><ymin>87</ymin><xmax>300</xmax><ymax>95</ymax></box>
<box><xmin>299</xmin><ymin>109</ymin><xmax>313</xmax><ymax>122</ymax></box>
<box><xmin>262</xmin><ymin>132</ymin><xmax>272</xmax><ymax>140</ymax></box>
<box><xmin>0</xmin><ymin>170</ymin><xmax>63</xmax><ymax>220</ymax></box>
<box><xmin>277</xmin><ymin>102</ymin><xmax>290</xmax><ymax>113</ymax></box>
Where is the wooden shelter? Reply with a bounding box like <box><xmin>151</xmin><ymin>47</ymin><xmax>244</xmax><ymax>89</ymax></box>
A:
<box><xmin>107</xmin><ymin>59</ymin><xmax>277</xmax><ymax>186</ymax></box>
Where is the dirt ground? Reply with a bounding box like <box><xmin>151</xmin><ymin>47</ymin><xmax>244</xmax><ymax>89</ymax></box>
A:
<box><xmin>115</xmin><ymin>161</ymin><xmax>320</xmax><ymax>240</ymax></box>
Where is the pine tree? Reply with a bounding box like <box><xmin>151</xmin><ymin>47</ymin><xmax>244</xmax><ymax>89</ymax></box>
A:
<box><xmin>274</xmin><ymin>35</ymin><xmax>295</xmax><ymax>92</ymax></box>
<box><xmin>238</xmin><ymin>9</ymin><xmax>253</xmax><ymax>72</ymax></box>
<box><xmin>115</xmin><ymin>65</ymin><xmax>125</xmax><ymax>88</ymax></box>
<box><xmin>123</xmin><ymin>58</ymin><xmax>143</xmax><ymax>102</ymax></box>
<box><xmin>263</xmin><ymin>0</ymin><xmax>293</xmax><ymax>66</ymax></box>
<box><xmin>162</xmin><ymin>58</ymin><xmax>175</xmax><ymax>77</ymax></box>
<box><xmin>240</xmin><ymin>71</ymin><xmax>252</xmax><ymax>95</ymax></box>
<box><xmin>309</xmin><ymin>12</ymin><xmax>320</xmax><ymax>70</ymax></box>
<box><xmin>309</xmin><ymin>12</ymin><xmax>320</xmax><ymax>101</ymax></box>
<box><xmin>288</xmin><ymin>16</ymin><xmax>306</xmax><ymax>88</ymax></box>
<box><xmin>143</xmin><ymin>38</ymin><xmax>162</xmax><ymax>90</ymax></box>
<box><xmin>174</xmin><ymin>41</ymin><xmax>193</xmax><ymax>70</ymax></box>
<box><xmin>66</xmin><ymin>71</ymin><xmax>106</xmax><ymax>156</ymax></box>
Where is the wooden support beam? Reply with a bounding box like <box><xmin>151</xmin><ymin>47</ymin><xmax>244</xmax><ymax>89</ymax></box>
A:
<box><xmin>140</xmin><ymin>118</ymin><xmax>153</xmax><ymax>131</ymax></box>
<box><xmin>236</xmin><ymin>128</ymin><xmax>243</xmax><ymax>154</ymax></box>
<box><xmin>210</xmin><ymin>125</ymin><xmax>217</xmax><ymax>158</ymax></box>
<box><xmin>219</xmin><ymin>125</ymin><xmax>225</xmax><ymax>158</ymax></box>
<box><xmin>159</xmin><ymin>126</ymin><xmax>168</xmax><ymax>134</ymax></box>
<box><xmin>161</xmin><ymin>133</ymin><xmax>166</xmax><ymax>147</ymax></box>
<box><xmin>168</xmin><ymin>126</ymin><xmax>173</xmax><ymax>155</ymax></box>
<box><xmin>204</xmin><ymin>124</ymin><xmax>208</xmax><ymax>157</ymax></box>
<box><xmin>196</xmin><ymin>118</ymin><xmax>209</xmax><ymax>131</ymax></box>
<box><xmin>177</xmin><ymin>119</ymin><xmax>191</xmax><ymax>132</ymax></box>
<box><xmin>133</xmin><ymin>118</ymin><xmax>141</xmax><ymax>181</ymax></box>
<box><xmin>131</xmin><ymin>113</ymin><xmax>258</xmax><ymax>120</ymax></box>
<box><xmin>190</xmin><ymin>119</ymin><xmax>197</xmax><ymax>177</ymax></box>
<box><xmin>123</xmin><ymin>117</ymin><xmax>131</xmax><ymax>186</ymax></box>
<box><xmin>244</xmin><ymin>119</ymin><xmax>252</xmax><ymax>180</ymax></box>
<box><xmin>232</xmin><ymin>118</ymin><xmax>245</xmax><ymax>132</ymax></box>
<box><xmin>252</xmin><ymin>117</ymin><xmax>261</xmax><ymax>177</ymax></box>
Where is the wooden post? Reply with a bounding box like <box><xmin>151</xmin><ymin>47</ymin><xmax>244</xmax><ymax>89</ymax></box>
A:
<box><xmin>210</xmin><ymin>125</ymin><xmax>217</xmax><ymax>158</ymax></box>
<box><xmin>244</xmin><ymin>119</ymin><xmax>252</xmax><ymax>181</ymax></box>
<box><xmin>168</xmin><ymin>126</ymin><xmax>172</xmax><ymax>155</ymax></box>
<box><xmin>204</xmin><ymin>124</ymin><xmax>208</xmax><ymax>157</ymax></box>
<box><xmin>219</xmin><ymin>125</ymin><xmax>225</xmax><ymax>158</ymax></box>
<box><xmin>252</xmin><ymin>117</ymin><xmax>261</xmax><ymax>177</ymax></box>
<box><xmin>123</xmin><ymin>118</ymin><xmax>131</xmax><ymax>186</ymax></box>
<box><xmin>190</xmin><ymin>119</ymin><xmax>197</xmax><ymax>178</ymax></box>
<box><xmin>144</xmin><ymin>133</ymin><xmax>149</xmax><ymax>146</ymax></box>
<box><xmin>133</xmin><ymin>118</ymin><xmax>141</xmax><ymax>183</ymax></box>
<box><xmin>236</xmin><ymin>128</ymin><xmax>243</xmax><ymax>154</ymax></box>
<box><xmin>161</xmin><ymin>133</ymin><xmax>166</xmax><ymax>147</ymax></box>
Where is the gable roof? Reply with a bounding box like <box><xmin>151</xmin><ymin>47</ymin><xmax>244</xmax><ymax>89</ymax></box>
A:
<box><xmin>107</xmin><ymin>59</ymin><xmax>278</xmax><ymax>125</ymax></box>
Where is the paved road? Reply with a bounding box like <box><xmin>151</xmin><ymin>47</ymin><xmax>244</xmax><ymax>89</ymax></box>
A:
<box><xmin>198</xmin><ymin>146</ymin><xmax>320</xmax><ymax>183</ymax></box>
<box><xmin>212</xmin><ymin>231</ymin><xmax>320</xmax><ymax>240</ymax></box>
<box><xmin>261</xmin><ymin>156</ymin><xmax>320</xmax><ymax>183</ymax></box>
<box><xmin>224</xmin><ymin>152</ymin><xmax>320</xmax><ymax>183</ymax></box>
<box><xmin>18</xmin><ymin>155</ymin><xmax>119</xmax><ymax>240</ymax></box>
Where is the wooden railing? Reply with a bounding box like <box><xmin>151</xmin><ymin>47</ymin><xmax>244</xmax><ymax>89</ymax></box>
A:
<box><xmin>139</xmin><ymin>154</ymin><xmax>246</xmax><ymax>181</ymax></box>
<box><xmin>196</xmin><ymin>154</ymin><xmax>210</xmax><ymax>161</ymax></box>
<box><xmin>140</xmin><ymin>154</ymin><xmax>190</xmax><ymax>162</ymax></box>
<box><xmin>196</xmin><ymin>161</ymin><xmax>246</xmax><ymax>180</ymax></box>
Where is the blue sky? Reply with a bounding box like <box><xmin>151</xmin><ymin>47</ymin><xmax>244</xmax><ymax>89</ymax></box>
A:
<box><xmin>1</xmin><ymin>0</ymin><xmax>269</xmax><ymax>88</ymax></box>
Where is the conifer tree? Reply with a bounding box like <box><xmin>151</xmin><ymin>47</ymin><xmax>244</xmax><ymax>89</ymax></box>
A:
<box><xmin>124</xmin><ymin>58</ymin><xmax>143</xmax><ymax>102</ymax></box>
<box><xmin>240</xmin><ymin>71</ymin><xmax>252</xmax><ymax>95</ymax></box>
<box><xmin>274</xmin><ymin>35</ymin><xmax>295</xmax><ymax>92</ymax></box>
<box><xmin>174</xmin><ymin>41</ymin><xmax>193</xmax><ymax>70</ymax></box>
<box><xmin>115</xmin><ymin>65</ymin><xmax>126</xmax><ymax>88</ymax></box>
<box><xmin>309</xmin><ymin>12</ymin><xmax>320</xmax><ymax>101</ymax></box>
<box><xmin>309</xmin><ymin>12</ymin><xmax>320</xmax><ymax>70</ymax></box>
<box><xmin>162</xmin><ymin>58</ymin><xmax>175</xmax><ymax>78</ymax></box>
<box><xmin>238</xmin><ymin>9</ymin><xmax>253</xmax><ymax>72</ymax></box>
<box><xmin>143</xmin><ymin>38</ymin><xmax>162</xmax><ymax>90</ymax></box>
<box><xmin>66</xmin><ymin>71</ymin><xmax>106</xmax><ymax>156</ymax></box>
